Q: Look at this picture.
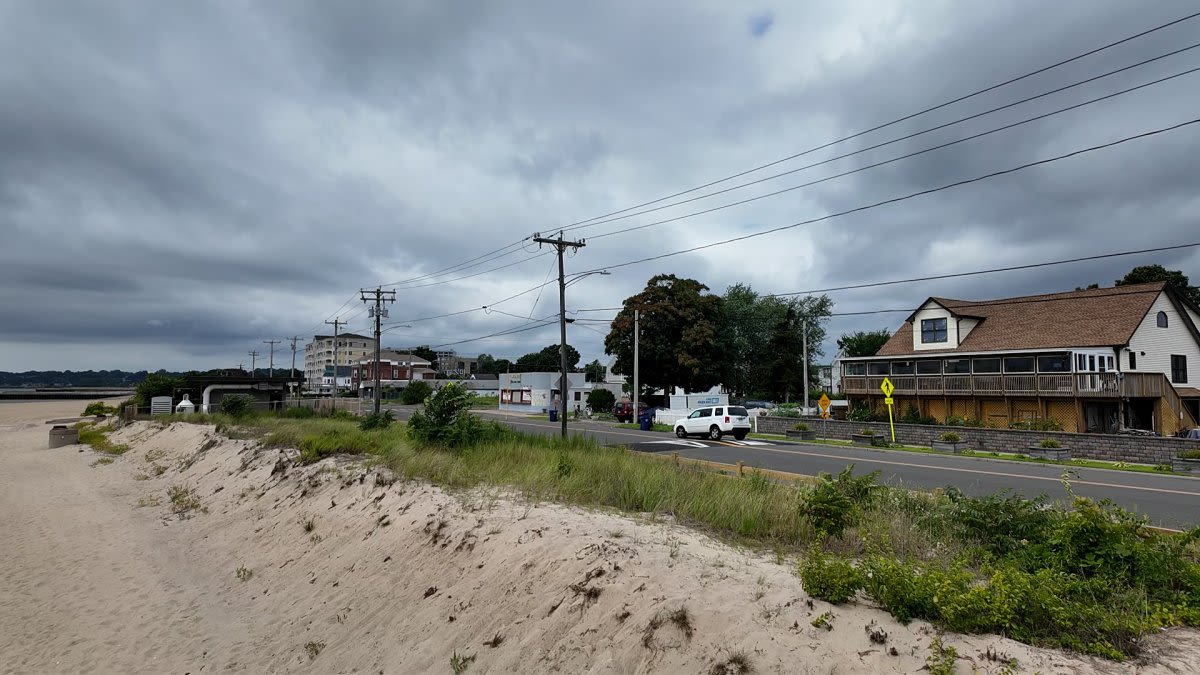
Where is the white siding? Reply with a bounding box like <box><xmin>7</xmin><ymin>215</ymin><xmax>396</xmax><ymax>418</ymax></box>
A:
<box><xmin>1125</xmin><ymin>293</ymin><xmax>1200</xmax><ymax>385</ymax></box>
<box><xmin>958</xmin><ymin>317</ymin><xmax>980</xmax><ymax>342</ymax></box>
<box><xmin>911</xmin><ymin>305</ymin><xmax>959</xmax><ymax>351</ymax></box>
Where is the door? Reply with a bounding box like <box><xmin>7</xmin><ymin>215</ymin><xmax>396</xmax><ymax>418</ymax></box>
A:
<box><xmin>684</xmin><ymin>408</ymin><xmax>711</xmax><ymax>433</ymax></box>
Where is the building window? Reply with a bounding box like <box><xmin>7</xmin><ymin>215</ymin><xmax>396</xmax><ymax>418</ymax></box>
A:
<box><xmin>891</xmin><ymin>361</ymin><xmax>914</xmax><ymax>375</ymax></box>
<box><xmin>973</xmin><ymin>358</ymin><xmax>1001</xmax><ymax>374</ymax></box>
<box><xmin>917</xmin><ymin>360</ymin><xmax>941</xmax><ymax>375</ymax></box>
<box><xmin>868</xmin><ymin>362</ymin><xmax>890</xmax><ymax>375</ymax></box>
<box><xmin>1003</xmin><ymin>356</ymin><xmax>1035</xmax><ymax>373</ymax></box>
<box><xmin>1172</xmin><ymin>355</ymin><xmax>1188</xmax><ymax>383</ymax></box>
<box><xmin>1157</xmin><ymin>311</ymin><xmax>1168</xmax><ymax>328</ymax></box>
<box><xmin>1128</xmin><ymin>352</ymin><xmax>1137</xmax><ymax>370</ymax></box>
<box><xmin>1036</xmin><ymin>355</ymin><xmax>1070</xmax><ymax>372</ymax></box>
<box><xmin>574</xmin><ymin>391</ymin><xmax>581</xmax><ymax>401</ymax></box>
<box><xmin>944</xmin><ymin>359</ymin><xmax>970</xmax><ymax>374</ymax></box>
<box><xmin>921</xmin><ymin>318</ymin><xmax>948</xmax><ymax>343</ymax></box>
<box><xmin>843</xmin><ymin>363</ymin><xmax>867</xmax><ymax>376</ymax></box>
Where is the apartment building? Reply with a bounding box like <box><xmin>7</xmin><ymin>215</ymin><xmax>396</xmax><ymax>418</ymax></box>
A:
<box><xmin>303</xmin><ymin>332</ymin><xmax>377</xmax><ymax>393</ymax></box>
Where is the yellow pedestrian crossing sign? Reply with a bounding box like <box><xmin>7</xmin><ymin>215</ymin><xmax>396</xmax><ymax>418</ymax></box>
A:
<box><xmin>880</xmin><ymin>377</ymin><xmax>894</xmax><ymax>397</ymax></box>
<box><xmin>818</xmin><ymin>394</ymin><xmax>830</xmax><ymax>412</ymax></box>
<box><xmin>880</xmin><ymin>377</ymin><xmax>896</xmax><ymax>443</ymax></box>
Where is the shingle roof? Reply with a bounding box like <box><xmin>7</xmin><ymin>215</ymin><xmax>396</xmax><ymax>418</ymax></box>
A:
<box><xmin>875</xmin><ymin>282</ymin><xmax>1166</xmax><ymax>356</ymax></box>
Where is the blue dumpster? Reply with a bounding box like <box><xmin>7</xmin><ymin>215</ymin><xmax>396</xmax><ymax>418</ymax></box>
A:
<box><xmin>549</xmin><ymin>408</ymin><xmax>558</xmax><ymax>422</ymax></box>
<box><xmin>639</xmin><ymin>415</ymin><xmax>652</xmax><ymax>431</ymax></box>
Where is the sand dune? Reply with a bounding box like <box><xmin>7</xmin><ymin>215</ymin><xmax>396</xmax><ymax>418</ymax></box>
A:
<box><xmin>1</xmin><ymin>404</ymin><xmax>1198</xmax><ymax>673</ymax></box>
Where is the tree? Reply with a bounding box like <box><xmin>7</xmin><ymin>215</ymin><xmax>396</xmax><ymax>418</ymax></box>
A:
<box><xmin>476</xmin><ymin>353</ymin><xmax>497</xmax><ymax>375</ymax></box>
<box><xmin>718</xmin><ymin>283</ymin><xmax>773</xmax><ymax>399</ymax></box>
<box><xmin>583</xmin><ymin>359</ymin><xmax>606</xmax><ymax>382</ymax></box>
<box><xmin>836</xmin><ymin>329</ymin><xmax>894</xmax><ymax>358</ymax></box>
<box><xmin>401</xmin><ymin>380</ymin><xmax>432</xmax><ymax>404</ymax></box>
<box><xmin>586</xmin><ymin>388</ymin><xmax>615</xmax><ymax>413</ymax></box>
<box><xmin>515</xmin><ymin>344</ymin><xmax>580</xmax><ymax>372</ymax></box>
<box><xmin>134</xmin><ymin>372</ymin><xmax>184</xmax><ymax>406</ymax></box>
<box><xmin>1115</xmin><ymin>264</ymin><xmax>1200</xmax><ymax>306</ymax></box>
<box><xmin>408</xmin><ymin>345</ymin><xmax>439</xmax><ymax>365</ymax></box>
<box><xmin>759</xmin><ymin>295</ymin><xmax>833</xmax><ymax>400</ymax></box>
<box><xmin>604</xmin><ymin>274</ymin><xmax>724</xmax><ymax>398</ymax></box>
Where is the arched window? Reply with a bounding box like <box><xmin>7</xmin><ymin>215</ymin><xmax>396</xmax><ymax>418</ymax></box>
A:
<box><xmin>1157</xmin><ymin>311</ymin><xmax>1168</xmax><ymax>328</ymax></box>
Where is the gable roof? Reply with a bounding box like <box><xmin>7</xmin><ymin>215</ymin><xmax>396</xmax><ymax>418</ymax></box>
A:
<box><xmin>875</xmin><ymin>282</ymin><xmax>1167</xmax><ymax>356</ymax></box>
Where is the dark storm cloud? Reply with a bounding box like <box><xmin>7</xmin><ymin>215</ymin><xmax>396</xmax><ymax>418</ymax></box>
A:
<box><xmin>1</xmin><ymin>0</ymin><xmax>1198</xmax><ymax>370</ymax></box>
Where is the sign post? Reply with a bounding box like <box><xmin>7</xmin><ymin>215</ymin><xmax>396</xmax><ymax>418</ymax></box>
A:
<box><xmin>880</xmin><ymin>377</ymin><xmax>896</xmax><ymax>444</ymax></box>
<box><xmin>818</xmin><ymin>393</ymin><xmax>831</xmax><ymax>439</ymax></box>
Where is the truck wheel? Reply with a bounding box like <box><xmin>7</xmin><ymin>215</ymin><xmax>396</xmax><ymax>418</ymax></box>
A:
<box><xmin>675</xmin><ymin>426</ymin><xmax>687</xmax><ymax>438</ymax></box>
<box><xmin>708</xmin><ymin>425</ymin><xmax>723</xmax><ymax>440</ymax></box>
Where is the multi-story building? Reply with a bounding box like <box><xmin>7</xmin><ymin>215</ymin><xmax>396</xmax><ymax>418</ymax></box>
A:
<box><xmin>303</xmin><ymin>332</ymin><xmax>377</xmax><ymax>394</ymax></box>
<box><xmin>350</xmin><ymin>351</ymin><xmax>436</xmax><ymax>398</ymax></box>
<box><xmin>841</xmin><ymin>282</ymin><xmax>1200</xmax><ymax>435</ymax></box>
<box><xmin>435</xmin><ymin>350</ymin><xmax>479</xmax><ymax>376</ymax></box>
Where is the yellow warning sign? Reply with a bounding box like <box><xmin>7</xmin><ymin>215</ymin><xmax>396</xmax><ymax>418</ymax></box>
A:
<box><xmin>880</xmin><ymin>378</ymin><xmax>896</xmax><ymax>443</ymax></box>
<box><xmin>884</xmin><ymin>397</ymin><xmax>894</xmax><ymax>405</ymax></box>
<box><xmin>818</xmin><ymin>393</ymin><xmax>831</xmax><ymax>413</ymax></box>
<box><xmin>880</xmin><ymin>377</ymin><xmax>894</xmax><ymax>397</ymax></box>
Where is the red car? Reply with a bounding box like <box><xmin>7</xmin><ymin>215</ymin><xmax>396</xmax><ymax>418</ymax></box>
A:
<box><xmin>612</xmin><ymin>400</ymin><xmax>647</xmax><ymax>423</ymax></box>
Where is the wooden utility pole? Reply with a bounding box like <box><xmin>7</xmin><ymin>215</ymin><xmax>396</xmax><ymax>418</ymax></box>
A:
<box><xmin>361</xmin><ymin>287</ymin><xmax>396</xmax><ymax>415</ymax></box>
<box><xmin>533</xmin><ymin>232</ymin><xmax>585</xmax><ymax>438</ymax></box>
<box><xmin>262</xmin><ymin>339</ymin><xmax>281</xmax><ymax>378</ymax></box>
<box><xmin>248</xmin><ymin>350</ymin><xmax>259</xmax><ymax>375</ymax></box>
<box><xmin>325</xmin><ymin>318</ymin><xmax>346</xmax><ymax>398</ymax></box>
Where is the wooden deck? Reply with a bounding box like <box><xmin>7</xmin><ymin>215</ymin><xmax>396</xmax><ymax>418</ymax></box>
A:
<box><xmin>844</xmin><ymin>372</ymin><xmax>1156</xmax><ymax>398</ymax></box>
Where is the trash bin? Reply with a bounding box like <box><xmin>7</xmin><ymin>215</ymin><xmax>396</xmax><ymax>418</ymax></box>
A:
<box><xmin>548</xmin><ymin>408</ymin><xmax>558</xmax><ymax>422</ymax></box>
<box><xmin>639</xmin><ymin>415</ymin><xmax>652</xmax><ymax>431</ymax></box>
<box><xmin>49</xmin><ymin>425</ymin><xmax>78</xmax><ymax>448</ymax></box>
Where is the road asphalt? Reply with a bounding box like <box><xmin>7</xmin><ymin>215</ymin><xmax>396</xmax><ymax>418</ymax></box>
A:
<box><xmin>385</xmin><ymin>405</ymin><xmax>1200</xmax><ymax>529</ymax></box>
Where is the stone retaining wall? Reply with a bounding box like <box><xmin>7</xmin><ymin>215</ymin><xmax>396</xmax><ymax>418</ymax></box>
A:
<box><xmin>757</xmin><ymin>416</ymin><xmax>1200</xmax><ymax>465</ymax></box>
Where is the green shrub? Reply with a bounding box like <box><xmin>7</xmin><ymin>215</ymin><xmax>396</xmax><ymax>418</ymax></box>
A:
<box><xmin>801</xmin><ymin>466</ymin><xmax>878</xmax><ymax>537</ymax></box>
<box><xmin>586</xmin><ymin>388</ymin><xmax>615</xmax><ymax>413</ymax></box>
<box><xmin>1178</xmin><ymin>450</ymin><xmax>1200</xmax><ymax>460</ymax></box>
<box><xmin>1011</xmin><ymin>417</ymin><xmax>1064</xmax><ymax>431</ymax></box>
<box><xmin>861</xmin><ymin>555</ymin><xmax>940</xmax><ymax>624</ymax></box>
<box><xmin>298</xmin><ymin>430</ymin><xmax>375</xmax><ymax>464</ymax></box>
<box><xmin>945</xmin><ymin>488</ymin><xmax>1052</xmax><ymax>556</ymax></box>
<box><xmin>848</xmin><ymin>405</ymin><xmax>872</xmax><ymax>422</ymax></box>
<box><xmin>857</xmin><ymin>428</ymin><xmax>876</xmax><ymax>436</ymax></box>
<box><xmin>82</xmin><ymin>401</ymin><xmax>117</xmax><ymax>417</ymax></box>
<box><xmin>401</xmin><ymin>380</ymin><xmax>433</xmax><ymax>405</ymax></box>
<box><xmin>792</xmin><ymin>422</ymin><xmax>810</xmax><ymax>432</ymax></box>
<box><xmin>134</xmin><ymin>372</ymin><xmax>184</xmax><ymax>407</ymax></box>
<box><xmin>359</xmin><ymin>410</ymin><xmax>395</xmax><ymax>431</ymax></box>
<box><xmin>408</xmin><ymin>382</ymin><xmax>501</xmax><ymax>449</ymax></box>
<box><xmin>1039</xmin><ymin>438</ymin><xmax>1062</xmax><ymax>449</ymax></box>
<box><xmin>799</xmin><ymin>549</ymin><xmax>864</xmax><ymax>603</ymax></box>
<box><xmin>219</xmin><ymin>394</ymin><xmax>255</xmax><ymax>418</ymax></box>
<box><xmin>938</xmin><ymin>432</ymin><xmax>962</xmax><ymax>443</ymax></box>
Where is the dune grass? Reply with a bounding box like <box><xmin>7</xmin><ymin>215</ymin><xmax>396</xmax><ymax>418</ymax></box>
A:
<box><xmin>77</xmin><ymin>425</ymin><xmax>130</xmax><ymax>455</ymax></box>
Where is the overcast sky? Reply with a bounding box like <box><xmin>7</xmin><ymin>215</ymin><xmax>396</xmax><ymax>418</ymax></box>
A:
<box><xmin>2</xmin><ymin>1</ymin><xmax>1199</xmax><ymax>372</ymax></box>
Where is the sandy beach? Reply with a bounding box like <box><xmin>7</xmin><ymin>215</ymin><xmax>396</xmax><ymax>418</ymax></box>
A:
<box><xmin>1</xmin><ymin>399</ymin><xmax>1198</xmax><ymax>674</ymax></box>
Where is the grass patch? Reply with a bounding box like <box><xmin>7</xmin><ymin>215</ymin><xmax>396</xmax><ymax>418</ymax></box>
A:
<box><xmin>136</xmin><ymin>494</ymin><xmax>161</xmax><ymax>508</ymax></box>
<box><xmin>167</xmin><ymin>485</ymin><xmax>205</xmax><ymax>516</ymax></box>
<box><xmin>304</xmin><ymin>641</ymin><xmax>325</xmax><ymax>660</ymax></box>
<box><xmin>235</xmin><ymin>565</ymin><xmax>253</xmax><ymax>582</ymax></box>
<box><xmin>616</xmin><ymin>422</ymin><xmax>674</xmax><ymax>433</ymax></box>
<box><xmin>90</xmin><ymin>457</ymin><xmax>114</xmax><ymax>467</ymax></box>
<box><xmin>78</xmin><ymin>427</ymin><xmax>130</xmax><ymax>455</ymax></box>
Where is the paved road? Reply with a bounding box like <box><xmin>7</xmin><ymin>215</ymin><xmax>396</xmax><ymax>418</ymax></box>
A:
<box><xmin>386</xmin><ymin>405</ymin><xmax>1200</xmax><ymax>528</ymax></box>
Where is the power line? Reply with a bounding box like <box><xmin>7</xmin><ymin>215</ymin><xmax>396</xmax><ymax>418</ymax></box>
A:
<box><xmin>571</xmin><ymin>46</ymin><xmax>1200</xmax><ymax>237</ymax></box>
<box><xmin>586</xmin><ymin>64</ymin><xmax>1200</xmax><ymax>242</ymax></box>
<box><xmin>429</xmin><ymin>319</ymin><xmax>559</xmax><ymax>349</ymax></box>
<box><xmin>571</xmin><ymin>117</ymin><xmax>1200</xmax><ymax>276</ymax></box>
<box><xmin>376</xmin><ymin>237</ymin><xmax>534</xmax><ymax>287</ymax></box>
<box><xmin>558</xmin><ymin>10</ymin><xmax>1200</xmax><ymax>231</ymax></box>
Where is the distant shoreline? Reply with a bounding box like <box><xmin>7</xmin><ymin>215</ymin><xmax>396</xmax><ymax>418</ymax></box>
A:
<box><xmin>0</xmin><ymin>389</ymin><xmax>132</xmax><ymax>401</ymax></box>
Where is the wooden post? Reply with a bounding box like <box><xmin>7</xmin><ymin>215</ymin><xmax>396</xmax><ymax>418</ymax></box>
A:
<box><xmin>672</xmin><ymin>451</ymin><xmax>679</xmax><ymax>466</ymax></box>
<box><xmin>737</xmin><ymin>460</ymin><xmax>745</xmax><ymax>476</ymax></box>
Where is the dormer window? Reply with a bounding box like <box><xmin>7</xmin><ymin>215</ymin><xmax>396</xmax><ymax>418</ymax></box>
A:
<box><xmin>1157</xmin><ymin>311</ymin><xmax>1168</xmax><ymax>328</ymax></box>
<box><xmin>921</xmin><ymin>318</ymin><xmax>948</xmax><ymax>343</ymax></box>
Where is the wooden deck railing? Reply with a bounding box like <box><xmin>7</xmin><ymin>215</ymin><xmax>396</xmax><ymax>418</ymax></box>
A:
<box><xmin>843</xmin><ymin>371</ymin><xmax>1162</xmax><ymax>399</ymax></box>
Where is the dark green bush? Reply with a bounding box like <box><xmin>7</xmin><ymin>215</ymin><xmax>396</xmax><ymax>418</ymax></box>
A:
<box><xmin>359</xmin><ymin>410</ymin><xmax>395</xmax><ymax>431</ymax></box>
<box><xmin>586</xmin><ymin>388</ymin><xmax>615</xmax><ymax>413</ymax></box>
<box><xmin>945</xmin><ymin>488</ymin><xmax>1052</xmax><ymax>556</ymax></box>
<box><xmin>408</xmin><ymin>383</ymin><xmax>504</xmax><ymax>449</ymax></box>
<box><xmin>847</xmin><ymin>405</ymin><xmax>872</xmax><ymax>422</ymax></box>
<box><xmin>860</xmin><ymin>555</ymin><xmax>940</xmax><ymax>624</ymax></box>
<box><xmin>799</xmin><ymin>549</ymin><xmax>864</xmax><ymax>603</ymax></box>
<box><xmin>1039</xmin><ymin>438</ymin><xmax>1062</xmax><ymax>449</ymax></box>
<box><xmin>219</xmin><ymin>394</ymin><xmax>255</xmax><ymax>418</ymax></box>
<box><xmin>134</xmin><ymin>372</ymin><xmax>184</xmax><ymax>407</ymax></box>
<box><xmin>82</xmin><ymin>401</ymin><xmax>117</xmax><ymax>416</ymax></box>
<box><xmin>801</xmin><ymin>466</ymin><xmax>879</xmax><ymax>537</ymax></box>
<box><xmin>401</xmin><ymin>380</ymin><xmax>433</xmax><ymax>405</ymax></box>
<box><xmin>1180</xmin><ymin>450</ymin><xmax>1200</xmax><ymax>460</ymax></box>
<box><xmin>280</xmin><ymin>406</ymin><xmax>317</xmax><ymax>419</ymax></box>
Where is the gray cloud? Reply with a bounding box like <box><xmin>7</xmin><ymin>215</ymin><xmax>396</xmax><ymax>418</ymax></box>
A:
<box><xmin>1</xmin><ymin>0</ymin><xmax>1198</xmax><ymax>372</ymax></box>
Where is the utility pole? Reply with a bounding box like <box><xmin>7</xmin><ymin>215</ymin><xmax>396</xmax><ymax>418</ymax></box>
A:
<box><xmin>802</xmin><ymin>318</ymin><xmax>809</xmax><ymax>415</ymax></box>
<box><xmin>248</xmin><ymin>350</ymin><xmax>259</xmax><ymax>375</ymax></box>
<box><xmin>262</xmin><ymin>339</ymin><xmax>281</xmax><ymax>378</ymax></box>
<box><xmin>325</xmin><ymin>318</ymin><xmax>346</xmax><ymax>398</ymax></box>
<box><xmin>361</xmin><ymin>287</ymin><xmax>396</xmax><ymax>415</ymax></box>
<box><xmin>287</xmin><ymin>335</ymin><xmax>300</xmax><ymax>380</ymax></box>
<box><xmin>633</xmin><ymin>309</ymin><xmax>640</xmax><ymax>416</ymax></box>
<box><xmin>533</xmin><ymin>231</ymin><xmax>585</xmax><ymax>438</ymax></box>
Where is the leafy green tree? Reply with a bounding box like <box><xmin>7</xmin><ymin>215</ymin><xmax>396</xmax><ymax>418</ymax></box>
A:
<box><xmin>515</xmin><ymin>344</ymin><xmax>580</xmax><ymax>372</ymax></box>
<box><xmin>1115</xmin><ymin>264</ymin><xmax>1200</xmax><ymax>305</ymax></box>
<box><xmin>718</xmin><ymin>283</ymin><xmax>773</xmax><ymax>398</ymax></box>
<box><xmin>408</xmin><ymin>345</ymin><xmax>439</xmax><ymax>365</ymax></box>
<box><xmin>605</xmin><ymin>274</ymin><xmax>724</xmax><ymax>397</ymax></box>
<box><xmin>476</xmin><ymin>353</ymin><xmax>497</xmax><ymax>375</ymax></box>
<box><xmin>134</xmin><ymin>371</ymin><xmax>184</xmax><ymax>406</ymax></box>
<box><xmin>583</xmin><ymin>359</ymin><xmax>606</xmax><ymax>382</ymax></box>
<box><xmin>836</xmin><ymin>329</ymin><xmax>894</xmax><ymax>358</ymax></box>
<box><xmin>586</xmin><ymin>387</ymin><xmax>615</xmax><ymax>413</ymax></box>
<box><xmin>762</xmin><ymin>295</ymin><xmax>833</xmax><ymax>401</ymax></box>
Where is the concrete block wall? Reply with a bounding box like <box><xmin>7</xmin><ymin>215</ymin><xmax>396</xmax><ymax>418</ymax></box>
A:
<box><xmin>757</xmin><ymin>415</ymin><xmax>1200</xmax><ymax>465</ymax></box>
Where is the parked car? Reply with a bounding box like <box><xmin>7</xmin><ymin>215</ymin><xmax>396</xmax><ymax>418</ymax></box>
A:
<box><xmin>613</xmin><ymin>400</ymin><xmax>647</xmax><ymax>423</ymax></box>
<box><xmin>674</xmin><ymin>405</ymin><xmax>751</xmax><ymax>441</ymax></box>
<box><xmin>744</xmin><ymin>400</ymin><xmax>776</xmax><ymax>410</ymax></box>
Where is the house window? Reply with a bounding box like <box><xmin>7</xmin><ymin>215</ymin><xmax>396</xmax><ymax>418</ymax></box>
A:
<box><xmin>917</xmin><ymin>360</ymin><xmax>941</xmax><ymax>375</ymax></box>
<box><xmin>843</xmin><ymin>363</ymin><xmax>867</xmax><ymax>376</ymax></box>
<box><xmin>944</xmin><ymin>359</ymin><xmax>971</xmax><ymax>374</ymax></box>
<box><xmin>891</xmin><ymin>361</ymin><xmax>914</xmax><ymax>375</ymax></box>
<box><xmin>1003</xmin><ymin>357</ymin><xmax>1035</xmax><ymax>373</ymax></box>
<box><xmin>1157</xmin><ymin>311</ymin><xmax>1168</xmax><ymax>328</ymax></box>
<box><xmin>1037</xmin><ymin>355</ymin><xmax>1070</xmax><ymax>373</ymax></box>
<box><xmin>921</xmin><ymin>318</ymin><xmax>948</xmax><ymax>343</ymax></box>
<box><xmin>868</xmin><ymin>362</ymin><xmax>890</xmax><ymax>375</ymax></box>
<box><xmin>973</xmin><ymin>358</ymin><xmax>1001</xmax><ymax>374</ymax></box>
<box><xmin>1128</xmin><ymin>352</ymin><xmax>1136</xmax><ymax>370</ymax></box>
<box><xmin>574</xmin><ymin>391</ymin><xmax>581</xmax><ymax>401</ymax></box>
<box><xmin>1172</xmin><ymin>355</ymin><xmax>1188</xmax><ymax>383</ymax></box>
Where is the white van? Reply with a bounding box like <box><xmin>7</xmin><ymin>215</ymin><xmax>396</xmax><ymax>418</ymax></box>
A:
<box><xmin>674</xmin><ymin>405</ymin><xmax>751</xmax><ymax>441</ymax></box>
